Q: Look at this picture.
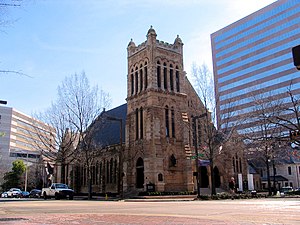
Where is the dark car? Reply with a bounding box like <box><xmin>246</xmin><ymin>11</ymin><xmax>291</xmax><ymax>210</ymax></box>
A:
<box><xmin>21</xmin><ymin>191</ymin><xmax>30</xmax><ymax>198</ymax></box>
<box><xmin>29</xmin><ymin>189</ymin><xmax>42</xmax><ymax>198</ymax></box>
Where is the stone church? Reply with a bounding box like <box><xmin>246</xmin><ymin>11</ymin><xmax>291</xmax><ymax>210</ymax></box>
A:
<box><xmin>61</xmin><ymin>27</ymin><xmax>246</xmax><ymax>196</ymax></box>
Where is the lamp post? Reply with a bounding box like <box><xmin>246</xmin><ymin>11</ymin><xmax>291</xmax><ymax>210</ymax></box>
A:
<box><xmin>106</xmin><ymin>115</ymin><xmax>123</xmax><ymax>199</ymax></box>
<box><xmin>192</xmin><ymin>112</ymin><xmax>207</xmax><ymax>199</ymax></box>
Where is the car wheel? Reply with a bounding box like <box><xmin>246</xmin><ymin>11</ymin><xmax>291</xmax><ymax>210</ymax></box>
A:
<box><xmin>43</xmin><ymin>192</ymin><xmax>47</xmax><ymax>200</ymax></box>
<box><xmin>55</xmin><ymin>193</ymin><xmax>60</xmax><ymax>200</ymax></box>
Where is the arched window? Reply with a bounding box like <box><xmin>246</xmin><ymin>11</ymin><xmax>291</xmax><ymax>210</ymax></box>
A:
<box><xmin>136</xmin><ymin>158</ymin><xmax>144</xmax><ymax>188</ymax></box>
<box><xmin>144</xmin><ymin>62</ymin><xmax>148</xmax><ymax>89</ymax></box>
<box><xmin>106</xmin><ymin>160</ymin><xmax>109</xmax><ymax>183</ymax></box>
<box><xmin>165</xmin><ymin>106</ymin><xmax>170</xmax><ymax>137</ymax></box>
<box><xmin>135</xmin><ymin>67</ymin><xmax>138</xmax><ymax>94</ymax></box>
<box><xmin>140</xmin><ymin>64</ymin><xmax>143</xmax><ymax>91</ymax></box>
<box><xmin>239</xmin><ymin>157</ymin><xmax>242</xmax><ymax>173</ymax></box>
<box><xmin>157</xmin><ymin>61</ymin><xmax>161</xmax><ymax>88</ymax></box>
<box><xmin>170</xmin><ymin>154</ymin><xmax>176</xmax><ymax>166</ymax></box>
<box><xmin>163</xmin><ymin>62</ymin><xmax>167</xmax><ymax>90</ymax></box>
<box><xmin>131</xmin><ymin>69</ymin><xmax>134</xmax><ymax>95</ymax></box>
<box><xmin>170</xmin><ymin>64</ymin><xmax>174</xmax><ymax>91</ymax></box>
<box><xmin>110</xmin><ymin>158</ymin><xmax>113</xmax><ymax>183</ymax></box>
<box><xmin>158</xmin><ymin>173</ymin><xmax>163</xmax><ymax>182</ymax></box>
<box><xmin>171</xmin><ymin>107</ymin><xmax>175</xmax><ymax>138</ymax></box>
<box><xmin>114</xmin><ymin>159</ymin><xmax>117</xmax><ymax>184</ymax></box>
<box><xmin>232</xmin><ymin>157</ymin><xmax>235</xmax><ymax>173</ymax></box>
<box><xmin>236</xmin><ymin>153</ymin><xmax>239</xmax><ymax>173</ymax></box>
<box><xmin>175</xmin><ymin>66</ymin><xmax>180</xmax><ymax>92</ymax></box>
<box><xmin>99</xmin><ymin>162</ymin><xmax>102</xmax><ymax>184</ymax></box>
<box><xmin>136</xmin><ymin>108</ymin><xmax>139</xmax><ymax>140</ymax></box>
<box><xmin>140</xmin><ymin>107</ymin><xmax>143</xmax><ymax>139</ymax></box>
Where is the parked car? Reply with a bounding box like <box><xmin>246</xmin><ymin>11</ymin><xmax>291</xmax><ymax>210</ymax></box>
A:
<box><xmin>280</xmin><ymin>186</ymin><xmax>293</xmax><ymax>195</ymax></box>
<box><xmin>21</xmin><ymin>191</ymin><xmax>30</xmax><ymax>198</ymax></box>
<box><xmin>1</xmin><ymin>192</ymin><xmax>8</xmax><ymax>198</ymax></box>
<box><xmin>7</xmin><ymin>188</ymin><xmax>22</xmax><ymax>198</ymax></box>
<box><xmin>42</xmin><ymin>183</ymin><xmax>74</xmax><ymax>200</ymax></box>
<box><xmin>29</xmin><ymin>189</ymin><xmax>42</xmax><ymax>198</ymax></box>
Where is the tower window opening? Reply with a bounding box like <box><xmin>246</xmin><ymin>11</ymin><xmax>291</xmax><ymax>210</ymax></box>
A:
<box><xmin>163</xmin><ymin>63</ymin><xmax>167</xmax><ymax>90</ymax></box>
<box><xmin>170</xmin><ymin>64</ymin><xmax>174</xmax><ymax>91</ymax></box>
<box><xmin>157</xmin><ymin>61</ymin><xmax>161</xmax><ymax>89</ymax></box>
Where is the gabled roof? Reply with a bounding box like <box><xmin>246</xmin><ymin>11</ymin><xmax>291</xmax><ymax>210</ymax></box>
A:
<box><xmin>91</xmin><ymin>103</ymin><xmax>127</xmax><ymax>147</ymax></box>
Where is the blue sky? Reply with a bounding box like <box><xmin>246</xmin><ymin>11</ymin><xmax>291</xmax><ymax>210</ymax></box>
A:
<box><xmin>0</xmin><ymin>0</ymin><xmax>276</xmax><ymax>115</ymax></box>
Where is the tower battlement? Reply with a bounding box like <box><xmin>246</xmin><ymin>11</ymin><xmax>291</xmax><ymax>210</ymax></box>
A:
<box><xmin>127</xmin><ymin>26</ymin><xmax>183</xmax><ymax>57</ymax></box>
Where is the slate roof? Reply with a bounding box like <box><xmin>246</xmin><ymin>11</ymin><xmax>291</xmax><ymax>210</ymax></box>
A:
<box><xmin>90</xmin><ymin>103</ymin><xmax>127</xmax><ymax>147</ymax></box>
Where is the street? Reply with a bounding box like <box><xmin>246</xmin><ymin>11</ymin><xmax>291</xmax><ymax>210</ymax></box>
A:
<box><xmin>0</xmin><ymin>198</ymin><xmax>299</xmax><ymax>224</ymax></box>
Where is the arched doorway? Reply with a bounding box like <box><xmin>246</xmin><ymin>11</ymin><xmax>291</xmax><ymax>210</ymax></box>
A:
<box><xmin>213</xmin><ymin>166</ymin><xmax>221</xmax><ymax>188</ymax></box>
<box><xmin>136</xmin><ymin>158</ymin><xmax>144</xmax><ymax>188</ymax></box>
<box><xmin>200</xmin><ymin>166</ymin><xmax>209</xmax><ymax>188</ymax></box>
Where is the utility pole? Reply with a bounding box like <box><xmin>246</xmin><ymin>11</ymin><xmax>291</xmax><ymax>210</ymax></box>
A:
<box><xmin>192</xmin><ymin>113</ymin><xmax>207</xmax><ymax>199</ymax></box>
<box><xmin>106</xmin><ymin>115</ymin><xmax>123</xmax><ymax>199</ymax></box>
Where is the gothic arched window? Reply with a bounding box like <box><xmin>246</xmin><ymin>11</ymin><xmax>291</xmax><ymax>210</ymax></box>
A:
<box><xmin>140</xmin><ymin>107</ymin><xmax>143</xmax><ymax>139</ymax></box>
<box><xmin>157</xmin><ymin>61</ymin><xmax>161</xmax><ymax>88</ymax></box>
<box><xmin>135</xmin><ymin>67</ymin><xmax>138</xmax><ymax>94</ymax></box>
<box><xmin>170</xmin><ymin>64</ymin><xmax>174</xmax><ymax>91</ymax></box>
<box><xmin>165</xmin><ymin>106</ymin><xmax>170</xmax><ymax>137</ymax></box>
<box><xmin>131</xmin><ymin>69</ymin><xmax>134</xmax><ymax>95</ymax></box>
<box><xmin>144</xmin><ymin>62</ymin><xmax>148</xmax><ymax>89</ymax></box>
<box><xmin>171</xmin><ymin>107</ymin><xmax>175</xmax><ymax>138</ymax></box>
<box><xmin>140</xmin><ymin>64</ymin><xmax>143</xmax><ymax>91</ymax></box>
<box><xmin>163</xmin><ymin>62</ymin><xmax>167</xmax><ymax>90</ymax></box>
<box><xmin>175</xmin><ymin>66</ymin><xmax>180</xmax><ymax>92</ymax></box>
<box><xmin>136</xmin><ymin>108</ymin><xmax>139</xmax><ymax>140</ymax></box>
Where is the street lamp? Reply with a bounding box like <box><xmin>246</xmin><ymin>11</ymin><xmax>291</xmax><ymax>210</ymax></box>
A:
<box><xmin>192</xmin><ymin>112</ymin><xmax>207</xmax><ymax>199</ymax></box>
<box><xmin>105</xmin><ymin>115</ymin><xmax>123</xmax><ymax>199</ymax></box>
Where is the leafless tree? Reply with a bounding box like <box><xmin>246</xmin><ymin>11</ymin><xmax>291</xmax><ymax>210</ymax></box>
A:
<box><xmin>243</xmin><ymin>90</ymin><xmax>286</xmax><ymax>196</ymax></box>
<box><xmin>56</xmin><ymin>71</ymin><xmax>111</xmax><ymax>199</ymax></box>
<box><xmin>192</xmin><ymin>63</ymin><xmax>242</xmax><ymax>195</ymax></box>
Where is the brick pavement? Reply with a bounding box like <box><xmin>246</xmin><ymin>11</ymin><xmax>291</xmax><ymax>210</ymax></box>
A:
<box><xmin>0</xmin><ymin>214</ymin><xmax>245</xmax><ymax>225</ymax></box>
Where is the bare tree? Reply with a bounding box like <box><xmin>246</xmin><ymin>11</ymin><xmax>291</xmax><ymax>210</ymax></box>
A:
<box><xmin>191</xmin><ymin>63</ymin><xmax>241</xmax><ymax>195</ymax></box>
<box><xmin>56</xmin><ymin>71</ymin><xmax>111</xmax><ymax>199</ymax></box>
<box><xmin>243</xmin><ymin>90</ymin><xmax>285</xmax><ymax>196</ymax></box>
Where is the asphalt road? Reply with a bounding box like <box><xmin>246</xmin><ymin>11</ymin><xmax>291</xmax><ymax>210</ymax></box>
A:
<box><xmin>0</xmin><ymin>198</ymin><xmax>299</xmax><ymax>224</ymax></box>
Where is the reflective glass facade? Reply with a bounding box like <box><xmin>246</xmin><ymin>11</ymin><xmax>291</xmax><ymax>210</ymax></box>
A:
<box><xmin>211</xmin><ymin>0</ymin><xmax>300</xmax><ymax>132</ymax></box>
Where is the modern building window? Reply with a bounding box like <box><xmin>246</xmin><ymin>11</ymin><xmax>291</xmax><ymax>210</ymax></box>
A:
<box><xmin>170</xmin><ymin>64</ymin><xmax>174</xmax><ymax>91</ymax></box>
<box><xmin>288</xmin><ymin>166</ymin><xmax>292</xmax><ymax>175</ymax></box>
<box><xmin>165</xmin><ymin>106</ymin><xmax>170</xmax><ymax>137</ymax></box>
<box><xmin>171</xmin><ymin>108</ymin><xmax>175</xmax><ymax>138</ymax></box>
<box><xmin>157</xmin><ymin>61</ymin><xmax>161</xmax><ymax>88</ymax></box>
<box><xmin>140</xmin><ymin>65</ymin><xmax>143</xmax><ymax>91</ymax></box>
<box><xmin>136</xmin><ymin>108</ymin><xmax>139</xmax><ymax>140</ymax></box>
<box><xmin>163</xmin><ymin>63</ymin><xmax>167</xmax><ymax>90</ymax></box>
<box><xmin>175</xmin><ymin>67</ymin><xmax>180</xmax><ymax>92</ymax></box>
<box><xmin>140</xmin><ymin>107</ymin><xmax>143</xmax><ymax>139</ymax></box>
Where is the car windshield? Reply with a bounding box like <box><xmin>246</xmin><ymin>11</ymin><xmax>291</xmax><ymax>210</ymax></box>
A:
<box><xmin>11</xmin><ymin>188</ymin><xmax>21</xmax><ymax>192</ymax></box>
<box><xmin>55</xmin><ymin>184</ymin><xmax>68</xmax><ymax>189</ymax></box>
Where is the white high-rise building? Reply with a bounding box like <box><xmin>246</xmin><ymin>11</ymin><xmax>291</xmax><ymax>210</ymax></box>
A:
<box><xmin>0</xmin><ymin>106</ymin><xmax>55</xmax><ymax>188</ymax></box>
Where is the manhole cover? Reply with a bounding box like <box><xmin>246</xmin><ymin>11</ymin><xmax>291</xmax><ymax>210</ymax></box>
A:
<box><xmin>0</xmin><ymin>218</ymin><xmax>28</xmax><ymax>222</ymax></box>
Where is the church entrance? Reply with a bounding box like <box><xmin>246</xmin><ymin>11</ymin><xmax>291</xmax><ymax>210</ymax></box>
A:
<box><xmin>200</xmin><ymin>166</ymin><xmax>209</xmax><ymax>188</ymax></box>
<box><xmin>213</xmin><ymin>166</ymin><xmax>221</xmax><ymax>188</ymax></box>
<box><xmin>136</xmin><ymin>157</ymin><xmax>144</xmax><ymax>188</ymax></box>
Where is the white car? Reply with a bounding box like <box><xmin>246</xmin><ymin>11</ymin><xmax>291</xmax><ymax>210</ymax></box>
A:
<box><xmin>1</xmin><ymin>192</ymin><xmax>8</xmax><ymax>198</ymax></box>
<box><xmin>7</xmin><ymin>188</ymin><xmax>22</xmax><ymax>198</ymax></box>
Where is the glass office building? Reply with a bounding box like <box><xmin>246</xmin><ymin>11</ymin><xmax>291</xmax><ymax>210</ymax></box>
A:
<box><xmin>211</xmin><ymin>0</ymin><xmax>300</xmax><ymax>134</ymax></box>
